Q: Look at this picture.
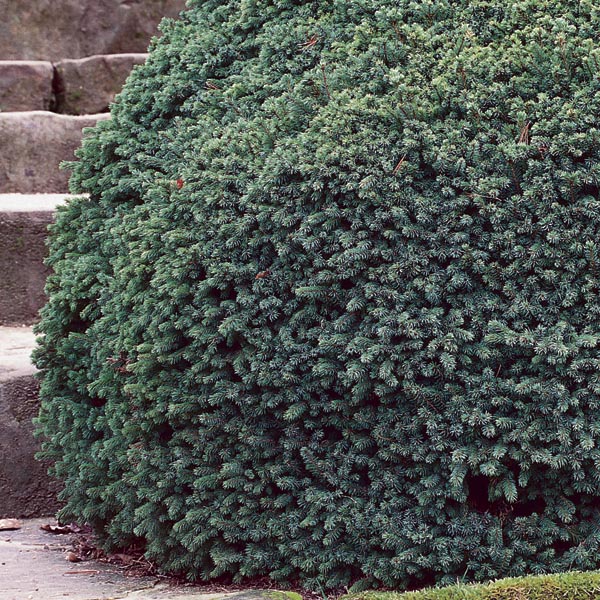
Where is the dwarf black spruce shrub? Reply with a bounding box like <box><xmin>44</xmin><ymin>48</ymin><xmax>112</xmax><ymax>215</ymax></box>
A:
<box><xmin>34</xmin><ymin>0</ymin><xmax>600</xmax><ymax>591</ymax></box>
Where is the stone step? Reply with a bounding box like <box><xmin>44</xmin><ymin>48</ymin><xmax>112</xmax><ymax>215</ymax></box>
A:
<box><xmin>0</xmin><ymin>326</ymin><xmax>61</xmax><ymax>518</ymax></box>
<box><xmin>0</xmin><ymin>61</ymin><xmax>54</xmax><ymax>112</ymax></box>
<box><xmin>0</xmin><ymin>0</ymin><xmax>187</xmax><ymax>61</ymax></box>
<box><xmin>0</xmin><ymin>194</ymin><xmax>74</xmax><ymax>326</ymax></box>
<box><xmin>0</xmin><ymin>111</ymin><xmax>109</xmax><ymax>193</ymax></box>
<box><xmin>0</xmin><ymin>55</ymin><xmax>149</xmax><ymax>115</ymax></box>
<box><xmin>54</xmin><ymin>53</ymin><xmax>148</xmax><ymax>115</ymax></box>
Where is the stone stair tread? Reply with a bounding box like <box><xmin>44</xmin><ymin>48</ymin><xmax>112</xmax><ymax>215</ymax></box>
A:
<box><xmin>57</xmin><ymin>52</ymin><xmax>149</xmax><ymax>63</ymax></box>
<box><xmin>0</xmin><ymin>59</ymin><xmax>53</xmax><ymax>65</ymax></box>
<box><xmin>0</xmin><ymin>109</ymin><xmax>110</xmax><ymax>120</ymax></box>
<box><xmin>0</xmin><ymin>193</ymin><xmax>77</xmax><ymax>213</ymax></box>
<box><xmin>0</xmin><ymin>326</ymin><xmax>36</xmax><ymax>382</ymax></box>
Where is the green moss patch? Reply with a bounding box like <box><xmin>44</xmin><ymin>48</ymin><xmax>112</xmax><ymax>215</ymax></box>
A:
<box><xmin>348</xmin><ymin>571</ymin><xmax>600</xmax><ymax>600</ymax></box>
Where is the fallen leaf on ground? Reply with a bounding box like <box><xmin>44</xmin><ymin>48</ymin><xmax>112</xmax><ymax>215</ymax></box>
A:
<box><xmin>0</xmin><ymin>519</ymin><xmax>21</xmax><ymax>531</ymax></box>
<box><xmin>40</xmin><ymin>523</ymin><xmax>78</xmax><ymax>534</ymax></box>
<box><xmin>65</xmin><ymin>551</ymin><xmax>81</xmax><ymax>563</ymax></box>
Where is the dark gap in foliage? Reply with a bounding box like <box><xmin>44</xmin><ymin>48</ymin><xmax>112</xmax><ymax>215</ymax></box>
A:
<box><xmin>216</xmin><ymin>337</ymin><xmax>242</xmax><ymax>354</ymax></box>
<box><xmin>230</xmin><ymin>371</ymin><xmax>243</xmax><ymax>384</ymax></box>
<box><xmin>157</xmin><ymin>422</ymin><xmax>174</xmax><ymax>443</ymax></box>
<box><xmin>405</xmin><ymin>571</ymin><xmax>438</xmax><ymax>593</ymax></box>
<box><xmin>580</xmin><ymin>183</ymin><xmax>599</xmax><ymax>198</ymax></box>
<box><xmin>69</xmin><ymin>300</ymin><xmax>91</xmax><ymax>333</ymax></box>
<box><xmin>172</xmin><ymin>358</ymin><xmax>193</xmax><ymax>372</ymax></box>
<box><xmin>321</xmin><ymin>426</ymin><xmax>343</xmax><ymax>444</ymax></box>
<box><xmin>365</xmin><ymin>393</ymin><xmax>381</xmax><ymax>408</ymax></box>
<box><xmin>512</xmin><ymin>495</ymin><xmax>546</xmax><ymax>517</ymax></box>
<box><xmin>69</xmin><ymin>317</ymin><xmax>89</xmax><ymax>333</ymax></box>
<box><xmin>462</xmin><ymin>202</ymin><xmax>480</xmax><ymax>219</ymax></box>
<box><xmin>467</xmin><ymin>473</ymin><xmax>547</xmax><ymax>517</ymax></box>
<box><xmin>180</xmin><ymin>483</ymin><xmax>193</xmax><ymax>496</ymax></box>
<box><xmin>467</xmin><ymin>474</ymin><xmax>491</xmax><ymax>512</ymax></box>
<box><xmin>354</xmin><ymin>467</ymin><xmax>371</xmax><ymax>488</ymax></box>
<box><xmin>551</xmin><ymin>538</ymin><xmax>572</xmax><ymax>555</ymax></box>
<box><xmin>208</xmin><ymin>286</ymin><xmax>237</xmax><ymax>302</ymax></box>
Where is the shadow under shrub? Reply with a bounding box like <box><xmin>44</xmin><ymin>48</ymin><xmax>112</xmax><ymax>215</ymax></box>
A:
<box><xmin>34</xmin><ymin>0</ymin><xmax>600</xmax><ymax>591</ymax></box>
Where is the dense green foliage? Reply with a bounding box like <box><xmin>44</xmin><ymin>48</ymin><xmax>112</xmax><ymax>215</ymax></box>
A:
<box><xmin>350</xmin><ymin>571</ymin><xmax>600</xmax><ymax>600</ymax></box>
<box><xmin>35</xmin><ymin>0</ymin><xmax>600</xmax><ymax>591</ymax></box>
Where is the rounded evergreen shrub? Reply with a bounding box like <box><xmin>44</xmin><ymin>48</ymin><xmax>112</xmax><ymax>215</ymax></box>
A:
<box><xmin>35</xmin><ymin>0</ymin><xmax>600</xmax><ymax>591</ymax></box>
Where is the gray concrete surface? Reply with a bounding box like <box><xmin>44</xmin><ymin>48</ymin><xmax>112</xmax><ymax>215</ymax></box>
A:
<box><xmin>0</xmin><ymin>519</ymin><xmax>298</xmax><ymax>600</ymax></box>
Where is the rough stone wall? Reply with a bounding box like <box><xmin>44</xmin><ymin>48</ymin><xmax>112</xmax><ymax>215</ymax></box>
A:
<box><xmin>0</xmin><ymin>0</ymin><xmax>187</xmax><ymax>61</ymax></box>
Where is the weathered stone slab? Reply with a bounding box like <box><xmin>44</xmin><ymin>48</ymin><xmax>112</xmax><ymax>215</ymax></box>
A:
<box><xmin>0</xmin><ymin>327</ymin><xmax>61</xmax><ymax>518</ymax></box>
<box><xmin>0</xmin><ymin>61</ymin><xmax>54</xmax><ymax>112</ymax></box>
<box><xmin>0</xmin><ymin>112</ymin><xmax>110</xmax><ymax>193</ymax></box>
<box><xmin>0</xmin><ymin>195</ymin><xmax>73</xmax><ymax>326</ymax></box>
<box><xmin>55</xmin><ymin>53</ymin><xmax>148</xmax><ymax>115</ymax></box>
<box><xmin>0</xmin><ymin>0</ymin><xmax>187</xmax><ymax>61</ymax></box>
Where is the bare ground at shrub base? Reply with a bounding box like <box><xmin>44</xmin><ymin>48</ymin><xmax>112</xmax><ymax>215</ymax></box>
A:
<box><xmin>0</xmin><ymin>518</ymin><xmax>309</xmax><ymax>600</ymax></box>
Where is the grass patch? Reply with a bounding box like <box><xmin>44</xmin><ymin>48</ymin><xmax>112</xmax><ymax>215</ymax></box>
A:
<box><xmin>346</xmin><ymin>571</ymin><xmax>600</xmax><ymax>600</ymax></box>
